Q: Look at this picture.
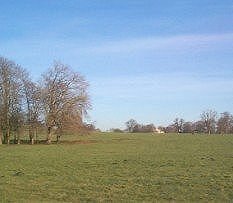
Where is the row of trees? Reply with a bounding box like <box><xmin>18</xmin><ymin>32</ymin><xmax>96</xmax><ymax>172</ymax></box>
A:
<box><xmin>125</xmin><ymin>110</ymin><xmax>233</xmax><ymax>134</ymax></box>
<box><xmin>0</xmin><ymin>56</ymin><xmax>90</xmax><ymax>144</ymax></box>
<box><xmin>125</xmin><ymin>119</ymin><xmax>157</xmax><ymax>133</ymax></box>
<box><xmin>166</xmin><ymin>110</ymin><xmax>233</xmax><ymax>134</ymax></box>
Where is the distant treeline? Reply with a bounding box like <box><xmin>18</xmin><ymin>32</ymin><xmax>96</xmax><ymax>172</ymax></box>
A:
<box><xmin>124</xmin><ymin>110</ymin><xmax>233</xmax><ymax>134</ymax></box>
<box><xmin>0</xmin><ymin>56</ymin><xmax>90</xmax><ymax>145</ymax></box>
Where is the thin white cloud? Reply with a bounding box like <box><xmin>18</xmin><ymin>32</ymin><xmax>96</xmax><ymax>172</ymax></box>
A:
<box><xmin>90</xmin><ymin>72</ymin><xmax>233</xmax><ymax>100</ymax></box>
<box><xmin>1</xmin><ymin>33</ymin><xmax>233</xmax><ymax>57</ymax></box>
<box><xmin>85</xmin><ymin>33</ymin><xmax>233</xmax><ymax>54</ymax></box>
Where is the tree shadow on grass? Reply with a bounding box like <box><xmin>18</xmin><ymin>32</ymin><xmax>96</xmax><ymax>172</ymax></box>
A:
<box><xmin>4</xmin><ymin>139</ymin><xmax>97</xmax><ymax>145</ymax></box>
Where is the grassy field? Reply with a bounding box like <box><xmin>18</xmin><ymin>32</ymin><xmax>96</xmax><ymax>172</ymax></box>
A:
<box><xmin>0</xmin><ymin>133</ymin><xmax>233</xmax><ymax>202</ymax></box>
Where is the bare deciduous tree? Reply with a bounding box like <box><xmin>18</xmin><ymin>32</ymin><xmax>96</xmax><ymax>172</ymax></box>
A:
<box><xmin>192</xmin><ymin>120</ymin><xmax>205</xmax><ymax>133</ymax></box>
<box><xmin>41</xmin><ymin>62</ymin><xmax>90</xmax><ymax>144</ymax></box>
<box><xmin>125</xmin><ymin>119</ymin><xmax>138</xmax><ymax>132</ymax></box>
<box><xmin>201</xmin><ymin>109</ymin><xmax>217</xmax><ymax>134</ymax></box>
<box><xmin>183</xmin><ymin>122</ymin><xmax>193</xmax><ymax>133</ymax></box>
<box><xmin>173</xmin><ymin>118</ymin><xmax>185</xmax><ymax>133</ymax></box>
<box><xmin>217</xmin><ymin>112</ymin><xmax>233</xmax><ymax>134</ymax></box>
<box><xmin>0</xmin><ymin>57</ymin><xmax>24</xmax><ymax>144</ymax></box>
<box><xmin>20</xmin><ymin>69</ymin><xmax>41</xmax><ymax>144</ymax></box>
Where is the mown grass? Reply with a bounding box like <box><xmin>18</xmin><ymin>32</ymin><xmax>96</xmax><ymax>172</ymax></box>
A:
<box><xmin>0</xmin><ymin>133</ymin><xmax>233</xmax><ymax>202</ymax></box>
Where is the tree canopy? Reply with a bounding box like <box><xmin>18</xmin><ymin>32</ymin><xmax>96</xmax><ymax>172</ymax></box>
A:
<box><xmin>0</xmin><ymin>56</ymin><xmax>90</xmax><ymax>144</ymax></box>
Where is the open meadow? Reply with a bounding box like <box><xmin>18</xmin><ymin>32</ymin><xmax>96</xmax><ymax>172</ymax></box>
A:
<box><xmin>0</xmin><ymin>133</ymin><xmax>233</xmax><ymax>202</ymax></box>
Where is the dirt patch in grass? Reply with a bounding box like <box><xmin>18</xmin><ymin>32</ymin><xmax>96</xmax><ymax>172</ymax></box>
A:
<box><xmin>112</xmin><ymin>138</ymin><xmax>134</xmax><ymax>141</ymax></box>
<box><xmin>3</xmin><ymin>139</ymin><xmax>98</xmax><ymax>145</ymax></box>
<box><xmin>60</xmin><ymin>140</ymin><xmax>98</xmax><ymax>145</ymax></box>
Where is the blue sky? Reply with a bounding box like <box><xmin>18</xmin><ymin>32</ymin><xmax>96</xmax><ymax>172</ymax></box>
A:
<box><xmin>0</xmin><ymin>0</ymin><xmax>233</xmax><ymax>130</ymax></box>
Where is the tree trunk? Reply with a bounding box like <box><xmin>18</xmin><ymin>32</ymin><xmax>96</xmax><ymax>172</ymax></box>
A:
<box><xmin>7</xmin><ymin>128</ymin><xmax>10</xmax><ymax>144</ymax></box>
<box><xmin>47</xmin><ymin>127</ymin><xmax>52</xmax><ymax>144</ymax></box>
<box><xmin>56</xmin><ymin>128</ymin><xmax>62</xmax><ymax>143</ymax></box>
<box><xmin>14</xmin><ymin>132</ymin><xmax>17</xmax><ymax>144</ymax></box>
<box><xmin>47</xmin><ymin>134</ymin><xmax>52</xmax><ymax>144</ymax></box>
<box><xmin>29</xmin><ymin>127</ymin><xmax>34</xmax><ymax>144</ymax></box>
<box><xmin>17</xmin><ymin>131</ymin><xmax>20</xmax><ymax>144</ymax></box>
<box><xmin>3</xmin><ymin>131</ymin><xmax>7</xmax><ymax>144</ymax></box>
<box><xmin>56</xmin><ymin>135</ymin><xmax>61</xmax><ymax>143</ymax></box>
<box><xmin>34</xmin><ymin>127</ymin><xmax>38</xmax><ymax>144</ymax></box>
<box><xmin>0</xmin><ymin>131</ymin><xmax>2</xmax><ymax>145</ymax></box>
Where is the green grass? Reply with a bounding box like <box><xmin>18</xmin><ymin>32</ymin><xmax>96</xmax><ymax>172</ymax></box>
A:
<box><xmin>0</xmin><ymin>133</ymin><xmax>233</xmax><ymax>202</ymax></box>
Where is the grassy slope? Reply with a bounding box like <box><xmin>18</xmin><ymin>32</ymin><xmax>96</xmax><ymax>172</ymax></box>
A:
<box><xmin>0</xmin><ymin>133</ymin><xmax>233</xmax><ymax>202</ymax></box>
